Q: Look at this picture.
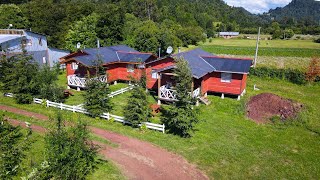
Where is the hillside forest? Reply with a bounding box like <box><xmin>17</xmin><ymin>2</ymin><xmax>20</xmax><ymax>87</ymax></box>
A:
<box><xmin>0</xmin><ymin>0</ymin><xmax>319</xmax><ymax>53</ymax></box>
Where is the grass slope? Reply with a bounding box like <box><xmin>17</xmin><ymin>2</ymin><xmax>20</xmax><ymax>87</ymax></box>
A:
<box><xmin>8</xmin><ymin>128</ymin><xmax>124</xmax><ymax>180</ymax></box>
<box><xmin>1</xmin><ymin>76</ymin><xmax>320</xmax><ymax>179</ymax></box>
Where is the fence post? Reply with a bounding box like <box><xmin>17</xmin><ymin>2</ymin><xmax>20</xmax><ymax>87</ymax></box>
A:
<box><xmin>162</xmin><ymin>124</ymin><xmax>165</xmax><ymax>134</ymax></box>
<box><xmin>107</xmin><ymin>112</ymin><xmax>110</xmax><ymax>120</ymax></box>
<box><xmin>72</xmin><ymin>106</ymin><xmax>75</xmax><ymax>113</ymax></box>
<box><xmin>60</xmin><ymin>103</ymin><xmax>63</xmax><ymax>110</ymax></box>
<box><xmin>46</xmin><ymin>100</ymin><xmax>49</xmax><ymax>108</ymax></box>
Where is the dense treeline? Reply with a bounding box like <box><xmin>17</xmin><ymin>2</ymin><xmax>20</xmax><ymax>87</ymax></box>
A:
<box><xmin>0</xmin><ymin>0</ymin><xmax>265</xmax><ymax>52</ymax></box>
<box><xmin>260</xmin><ymin>0</ymin><xmax>320</xmax><ymax>35</ymax></box>
<box><xmin>0</xmin><ymin>0</ymin><xmax>319</xmax><ymax>53</ymax></box>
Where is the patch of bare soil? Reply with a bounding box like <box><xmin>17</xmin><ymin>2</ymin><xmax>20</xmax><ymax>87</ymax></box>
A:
<box><xmin>246</xmin><ymin>93</ymin><xmax>303</xmax><ymax>123</ymax></box>
<box><xmin>0</xmin><ymin>105</ymin><xmax>208</xmax><ymax>180</ymax></box>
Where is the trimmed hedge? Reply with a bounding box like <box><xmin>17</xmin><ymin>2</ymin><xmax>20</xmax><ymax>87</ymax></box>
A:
<box><xmin>249</xmin><ymin>67</ymin><xmax>307</xmax><ymax>85</ymax></box>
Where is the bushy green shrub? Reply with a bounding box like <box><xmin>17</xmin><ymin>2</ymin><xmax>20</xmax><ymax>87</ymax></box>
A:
<box><xmin>39</xmin><ymin>84</ymin><xmax>65</xmax><ymax>103</ymax></box>
<box><xmin>250</xmin><ymin>67</ymin><xmax>306</xmax><ymax>85</ymax></box>
<box><xmin>15</xmin><ymin>93</ymin><xmax>33</xmax><ymax>104</ymax></box>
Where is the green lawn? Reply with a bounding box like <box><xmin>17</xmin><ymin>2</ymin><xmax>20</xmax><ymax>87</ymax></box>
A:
<box><xmin>1</xmin><ymin>76</ymin><xmax>320</xmax><ymax>179</ymax></box>
<box><xmin>9</xmin><ymin>128</ymin><xmax>124</xmax><ymax>180</ymax></box>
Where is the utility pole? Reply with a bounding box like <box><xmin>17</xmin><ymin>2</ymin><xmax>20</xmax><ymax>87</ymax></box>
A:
<box><xmin>254</xmin><ymin>27</ymin><xmax>261</xmax><ymax>68</ymax></box>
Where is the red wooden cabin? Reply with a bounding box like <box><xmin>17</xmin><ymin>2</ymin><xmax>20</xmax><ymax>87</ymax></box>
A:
<box><xmin>60</xmin><ymin>46</ymin><xmax>252</xmax><ymax>105</ymax></box>
<box><xmin>144</xmin><ymin>49</ymin><xmax>252</xmax><ymax>104</ymax></box>
<box><xmin>60</xmin><ymin>45</ymin><xmax>157</xmax><ymax>90</ymax></box>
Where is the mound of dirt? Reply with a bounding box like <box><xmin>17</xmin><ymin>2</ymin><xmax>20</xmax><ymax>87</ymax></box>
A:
<box><xmin>246</xmin><ymin>93</ymin><xmax>303</xmax><ymax>123</ymax></box>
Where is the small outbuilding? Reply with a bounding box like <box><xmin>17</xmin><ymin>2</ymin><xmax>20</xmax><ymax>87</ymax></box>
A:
<box><xmin>218</xmin><ymin>32</ymin><xmax>240</xmax><ymax>39</ymax></box>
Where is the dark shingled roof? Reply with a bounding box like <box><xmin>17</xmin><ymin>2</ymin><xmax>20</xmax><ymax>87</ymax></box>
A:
<box><xmin>168</xmin><ymin>48</ymin><xmax>252</xmax><ymax>78</ymax></box>
<box><xmin>173</xmin><ymin>48</ymin><xmax>216</xmax><ymax>78</ymax></box>
<box><xmin>73</xmin><ymin>45</ymin><xmax>154</xmax><ymax>66</ymax></box>
<box><xmin>202</xmin><ymin>57</ymin><xmax>253</xmax><ymax>74</ymax></box>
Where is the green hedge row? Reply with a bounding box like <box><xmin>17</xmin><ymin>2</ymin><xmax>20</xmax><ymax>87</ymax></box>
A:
<box><xmin>249</xmin><ymin>67</ymin><xmax>307</xmax><ymax>85</ymax></box>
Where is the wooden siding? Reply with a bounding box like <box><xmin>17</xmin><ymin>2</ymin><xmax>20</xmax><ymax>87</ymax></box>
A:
<box><xmin>202</xmin><ymin>72</ymin><xmax>244</xmax><ymax>95</ymax></box>
<box><xmin>146</xmin><ymin>58</ymin><xmax>175</xmax><ymax>89</ymax></box>
<box><xmin>106</xmin><ymin>63</ymin><xmax>142</xmax><ymax>83</ymax></box>
<box><xmin>240</xmin><ymin>74</ymin><xmax>247</xmax><ymax>93</ymax></box>
<box><xmin>66</xmin><ymin>62</ymin><xmax>95</xmax><ymax>77</ymax></box>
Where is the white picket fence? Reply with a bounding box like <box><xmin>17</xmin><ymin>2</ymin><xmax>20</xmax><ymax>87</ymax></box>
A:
<box><xmin>108</xmin><ymin>85</ymin><xmax>134</xmax><ymax>98</ymax></box>
<box><xmin>28</xmin><ymin>97</ymin><xmax>165</xmax><ymax>133</ymax></box>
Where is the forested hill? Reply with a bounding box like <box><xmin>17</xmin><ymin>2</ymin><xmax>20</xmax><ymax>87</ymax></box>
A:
<box><xmin>0</xmin><ymin>0</ymin><xmax>266</xmax><ymax>52</ymax></box>
<box><xmin>268</xmin><ymin>0</ymin><xmax>320</xmax><ymax>26</ymax></box>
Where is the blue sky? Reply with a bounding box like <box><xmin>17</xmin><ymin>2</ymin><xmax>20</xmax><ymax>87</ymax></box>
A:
<box><xmin>223</xmin><ymin>0</ymin><xmax>292</xmax><ymax>14</ymax></box>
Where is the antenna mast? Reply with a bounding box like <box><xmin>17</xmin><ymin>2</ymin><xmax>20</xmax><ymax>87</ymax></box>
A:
<box><xmin>254</xmin><ymin>27</ymin><xmax>261</xmax><ymax>68</ymax></box>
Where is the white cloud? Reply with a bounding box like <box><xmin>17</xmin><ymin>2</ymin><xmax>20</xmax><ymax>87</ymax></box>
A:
<box><xmin>224</xmin><ymin>0</ymin><xmax>292</xmax><ymax>14</ymax></box>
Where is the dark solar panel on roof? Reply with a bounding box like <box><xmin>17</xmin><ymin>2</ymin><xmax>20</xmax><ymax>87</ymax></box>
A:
<box><xmin>173</xmin><ymin>48</ymin><xmax>216</xmax><ymax>78</ymax></box>
<box><xmin>202</xmin><ymin>57</ymin><xmax>252</xmax><ymax>73</ymax></box>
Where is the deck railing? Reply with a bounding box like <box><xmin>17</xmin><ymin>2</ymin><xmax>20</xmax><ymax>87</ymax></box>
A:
<box><xmin>67</xmin><ymin>75</ymin><xmax>107</xmax><ymax>88</ymax></box>
<box><xmin>159</xmin><ymin>85</ymin><xmax>177</xmax><ymax>101</ymax></box>
<box><xmin>159</xmin><ymin>86</ymin><xmax>201</xmax><ymax>101</ymax></box>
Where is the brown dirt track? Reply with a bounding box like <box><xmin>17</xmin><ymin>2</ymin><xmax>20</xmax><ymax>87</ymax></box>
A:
<box><xmin>246</xmin><ymin>93</ymin><xmax>303</xmax><ymax>123</ymax></box>
<box><xmin>0</xmin><ymin>105</ymin><xmax>208</xmax><ymax>180</ymax></box>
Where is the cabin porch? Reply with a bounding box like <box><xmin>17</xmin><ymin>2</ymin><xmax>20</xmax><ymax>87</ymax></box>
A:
<box><xmin>67</xmin><ymin>74</ymin><xmax>107</xmax><ymax>90</ymax></box>
<box><xmin>156</xmin><ymin>72</ymin><xmax>204</xmax><ymax>105</ymax></box>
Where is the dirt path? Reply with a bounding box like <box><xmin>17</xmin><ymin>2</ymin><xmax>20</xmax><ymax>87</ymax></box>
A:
<box><xmin>1</xmin><ymin>105</ymin><xmax>208</xmax><ymax>180</ymax></box>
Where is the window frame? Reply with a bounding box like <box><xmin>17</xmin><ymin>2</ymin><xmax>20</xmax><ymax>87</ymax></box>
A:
<box><xmin>221</xmin><ymin>72</ymin><xmax>232</xmax><ymax>83</ymax></box>
<box><xmin>127</xmin><ymin>64</ymin><xmax>135</xmax><ymax>73</ymax></box>
<box><xmin>42</xmin><ymin>57</ymin><xmax>46</xmax><ymax>64</ymax></box>
<box><xmin>151</xmin><ymin>70</ymin><xmax>158</xmax><ymax>79</ymax></box>
<box><xmin>71</xmin><ymin>62</ymin><xmax>78</xmax><ymax>70</ymax></box>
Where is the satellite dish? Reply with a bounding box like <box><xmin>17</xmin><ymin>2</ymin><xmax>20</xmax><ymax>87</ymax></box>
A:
<box><xmin>76</xmin><ymin>42</ymin><xmax>81</xmax><ymax>49</ymax></box>
<box><xmin>166</xmin><ymin>46</ymin><xmax>173</xmax><ymax>54</ymax></box>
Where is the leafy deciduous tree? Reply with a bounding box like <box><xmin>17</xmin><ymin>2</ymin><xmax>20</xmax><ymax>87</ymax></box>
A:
<box><xmin>65</xmin><ymin>13</ymin><xmax>99</xmax><ymax>51</ymax></box>
<box><xmin>0</xmin><ymin>4</ymin><xmax>29</xmax><ymax>29</ymax></box>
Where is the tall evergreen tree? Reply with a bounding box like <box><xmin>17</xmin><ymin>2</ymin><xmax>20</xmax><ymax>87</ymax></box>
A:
<box><xmin>83</xmin><ymin>79</ymin><xmax>112</xmax><ymax>118</ymax></box>
<box><xmin>161</xmin><ymin>57</ymin><xmax>199</xmax><ymax>137</ymax></box>
<box><xmin>124</xmin><ymin>71</ymin><xmax>151</xmax><ymax>127</ymax></box>
<box><xmin>0</xmin><ymin>115</ymin><xmax>32</xmax><ymax>179</ymax></box>
<box><xmin>44</xmin><ymin>113</ymin><xmax>98</xmax><ymax>179</ymax></box>
<box><xmin>0</xmin><ymin>52</ymin><xmax>39</xmax><ymax>104</ymax></box>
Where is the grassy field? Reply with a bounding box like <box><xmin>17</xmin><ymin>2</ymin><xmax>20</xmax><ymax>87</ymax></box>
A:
<box><xmin>1</xmin><ymin>76</ymin><xmax>320</xmax><ymax>179</ymax></box>
<box><xmin>202</xmin><ymin>38</ymin><xmax>320</xmax><ymax>49</ymax></box>
<box><xmin>182</xmin><ymin>38</ymin><xmax>320</xmax><ymax>58</ymax></box>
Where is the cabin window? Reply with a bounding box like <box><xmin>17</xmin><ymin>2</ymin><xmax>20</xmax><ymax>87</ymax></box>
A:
<box><xmin>221</xmin><ymin>72</ymin><xmax>232</xmax><ymax>83</ymax></box>
<box><xmin>22</xmin><ymin>39</ymin><xmax>32</xmax><ymax>46</ymax></box>
<box><xmin>127</xmin><ymin>64</ymin><xmax>134</xmax><ymax>72</ymax></box>
<box><xmin>151</xmin><ymin>70</ymin><xmax>158</xmax><ymax>79</ymax></box>
<box><xmin>39</xmin><ymin>38</ymin><xmax>42</xmax><ymax>46</ymax></box>
<box><xmin>42</xmin><ymin>57</ymin><xmax>46</xmax><ymax>64</ymax></box>
<box><xmin>71</xmin><ymin>62</ymin><xmax>78</xmax><ymax>70</ymax></box>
